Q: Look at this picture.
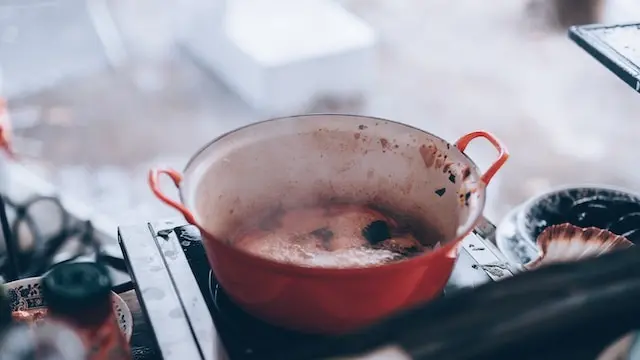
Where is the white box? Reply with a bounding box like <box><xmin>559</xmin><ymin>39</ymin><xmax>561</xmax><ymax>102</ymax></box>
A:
<box><xmin>181</xmin><ymin>0</ymin><xmax>377</xmax><ymax>114</ymax></box>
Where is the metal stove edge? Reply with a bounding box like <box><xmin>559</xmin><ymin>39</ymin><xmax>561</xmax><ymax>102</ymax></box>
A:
<box><xmin>119</xmin><ymin>219</ymin><xmax>224</xmax><ymax>360</ymax></box>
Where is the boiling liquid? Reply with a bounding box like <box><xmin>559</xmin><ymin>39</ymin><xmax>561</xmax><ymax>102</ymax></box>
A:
<box><xmin>233</xmin><ymin>204</ymin><xmax>428</xmax><ymax>268</ymax></box>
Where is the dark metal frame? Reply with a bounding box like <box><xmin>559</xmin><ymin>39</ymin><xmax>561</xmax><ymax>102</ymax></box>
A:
<box><xmin>569</xmin><ymin>23</ymin><xmax>640</xmax><ymax>93</ymax></box>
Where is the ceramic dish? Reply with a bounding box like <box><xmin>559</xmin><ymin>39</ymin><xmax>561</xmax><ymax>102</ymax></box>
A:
<box><xmin>4</xmin><ymin>276</ymin><xmax>133</xmax><ymax>341</ymax></box>
<box><xmin>516</xmin><ymin>185</ymin><xmax>640</xmax><ymax>246</ymax></box>
<box><xmin>496</xmin><ymin>185</ymin><xmax>640</xmax><ymax>268</ymax></box>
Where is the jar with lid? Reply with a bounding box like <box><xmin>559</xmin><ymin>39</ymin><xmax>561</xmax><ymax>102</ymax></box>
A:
<box><xmin>41</xmin><ymin>262</ymin><xmax>130</xmax><ymax>360</ymax></box>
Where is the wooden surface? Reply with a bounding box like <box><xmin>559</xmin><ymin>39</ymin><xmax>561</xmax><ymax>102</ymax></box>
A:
<box><xmin>120</xmin><ymin>290</ymin><xmax>162</xmax><ymax>360</ymax></box>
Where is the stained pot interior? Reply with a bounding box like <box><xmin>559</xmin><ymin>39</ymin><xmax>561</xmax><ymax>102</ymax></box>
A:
<box><xmin>181</xmin><ymin>115</ymin><xmax>485</xmax><ymax>252</ymax></box>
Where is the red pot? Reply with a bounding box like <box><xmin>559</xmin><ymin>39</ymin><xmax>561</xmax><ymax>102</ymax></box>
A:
<box><xmin>149</xmin><ymin>114</ymin><xmax>508</xmax><ymax>334</ymax></box>
<box><xmin>0</xmin><ymin>99</ymin><xmax>14</xmax><ymax>157</ymax></box>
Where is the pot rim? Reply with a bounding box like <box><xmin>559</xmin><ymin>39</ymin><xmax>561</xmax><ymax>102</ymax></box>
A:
<box><xmin>515</xmin><ymin>183</ymin><xmax>640</xmax><ymax>246</ymax></box>
<box><xmin>176</xmin><ymin>113</ymin><xmax>490</xmax><ymax>277</ymax></box>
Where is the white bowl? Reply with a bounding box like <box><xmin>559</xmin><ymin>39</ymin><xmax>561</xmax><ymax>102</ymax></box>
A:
<box><xmin>4</xmin><ymin>276</ymin><xmax>133</xmax><ymax>341</ymax></box>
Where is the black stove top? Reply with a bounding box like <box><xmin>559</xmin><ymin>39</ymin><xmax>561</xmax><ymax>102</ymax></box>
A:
<box><xmin>177</xmin><ymin>225</ymin><xmax>336</xmax><ymax>359</ymax></box>
<box><xmin>177</xmin><ymin>223</ymin><xmax>509</xmax><ymax>360</ymax></box>
<box><xmin>118</xmin><ymin>219</ymin><xmax>512</xmax><ymax>360</ymax></box>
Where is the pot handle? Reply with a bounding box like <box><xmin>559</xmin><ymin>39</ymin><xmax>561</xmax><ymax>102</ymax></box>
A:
<box><xmin>0</xmin><ymin>98</ymin><xmax>15</xmax><ymax>159</ymax></box>
<box><xmin>454</xmin><ymin>131</ymin><xmax>509</xmax><ymax>185</ymax></box>
<box><xmin>148</xmin><ymin>168</ymin><xmax>197</xmax><ymax>224</ymax></box>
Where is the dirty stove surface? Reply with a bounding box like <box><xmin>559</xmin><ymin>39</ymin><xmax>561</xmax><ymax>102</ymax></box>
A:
<box><xmin>118</xmin><ymin>219</ymin><xmax>513</xmax><ymax>360</ymax></box>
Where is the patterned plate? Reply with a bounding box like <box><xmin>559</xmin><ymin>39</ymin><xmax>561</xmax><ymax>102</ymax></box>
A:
<box><xmin>4</xmin><ymin>276</ymin><xmax>133</xmax><ymax>341</ymax></box>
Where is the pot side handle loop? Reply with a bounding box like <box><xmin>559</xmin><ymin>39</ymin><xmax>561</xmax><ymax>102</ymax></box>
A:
<box><xmin>148</xmin><ymin>168</ymin><xmax>197</xmax><ymax>224</ymax></box>
<box><xmin>0</xmin><ymin>98</ymin><xmax>16</xmax><ymax>159</ymax></box>
<box><xmin>454</xmin><ymin>131</ymin><xmax>509</xmax><ymax>185</ymax></box>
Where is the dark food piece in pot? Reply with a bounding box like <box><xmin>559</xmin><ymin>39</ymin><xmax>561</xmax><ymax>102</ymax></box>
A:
<box><xmin>372</xmin><ymin>237</ymin><xmax>425</xmax><ymax>257</ymax></box>
<box><xmin>363</xmin><ymin>220</ymin><xmax>424</xmax><ymax>256</ymax></box>
<box><xmin>362</xmin><ymin>220</ymin><xmax>392</xmax><ymax>245</ymax></box>
<box><xmin>309</xmin><ymin>227</ymin><xmax>334</xmax><ymax>250</ymax></box>
<box><xmin>309</xmin><ymin>227</ymin><xmax>334</xmax><ymax>243</ymax></box>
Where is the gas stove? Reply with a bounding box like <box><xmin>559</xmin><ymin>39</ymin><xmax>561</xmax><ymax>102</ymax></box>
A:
<box><xmin>118</xmin><ymin>218</ymin><xmax>513</xmax><ymax>360</ymax></box>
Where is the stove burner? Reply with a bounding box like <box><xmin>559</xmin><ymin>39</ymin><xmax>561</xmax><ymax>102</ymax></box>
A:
<box><xmin>169</xmin><ymin>224</ymin><xmax>497</xmax><ymax>360</ymax></box>
<box><xmin>208</xmin><ymin>270</ymin><xmax>261</xmax><ymax>328</ymax></box>
<box><xmin>208</xmin><ymin>271</ymin><xmax>253</xmax><ymax>327</ymax></box>
<box><xmin>207</xmin><ymin>270</ymin><xmax>330</xmax><ymax>359</ymax></box>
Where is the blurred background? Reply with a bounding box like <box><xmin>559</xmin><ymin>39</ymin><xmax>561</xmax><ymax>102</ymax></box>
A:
<box><xmin>1</xmin><ymin>0</ymin><xmax>640</xmax><ymax>228</ymax></box>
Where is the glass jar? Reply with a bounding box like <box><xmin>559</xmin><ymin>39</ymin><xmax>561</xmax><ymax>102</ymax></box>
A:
<box><xmin>0</xmin><ymin>322</ymin><xmax>86</xmax><ymax>360</ymax></box>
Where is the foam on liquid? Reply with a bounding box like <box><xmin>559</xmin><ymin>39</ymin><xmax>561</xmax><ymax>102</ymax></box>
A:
<box><xmin>233</xmin><ymin>204</ymin><xmax>425</xmax><ymax>268</ymax></box>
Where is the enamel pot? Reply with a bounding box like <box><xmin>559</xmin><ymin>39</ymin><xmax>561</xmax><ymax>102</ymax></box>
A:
<box><xmin>149</xmin><ymin>114</ymin><xmax>508</xmax><ymax>334</ymax></box>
